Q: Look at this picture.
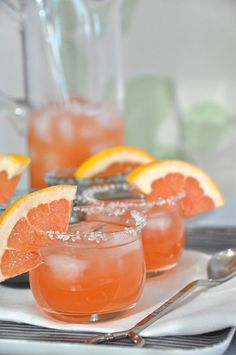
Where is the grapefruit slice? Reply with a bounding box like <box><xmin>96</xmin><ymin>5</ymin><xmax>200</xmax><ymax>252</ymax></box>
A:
<box><xmin>74</xmin><ymin>146</ymin><xmax>155</xmax><ymax>178</ymax></box>
<box><xmin>0</xmin><ymin>185</ymin><xmax>77</xmax><ymax>281</ymax></box>
<box><xmin>127</xmin><ymin>160</ymin><xmax>224</xmax><ymax>218</ymax></box>
<box><xmin>0</xmin><ymin>154</ymin><xmax>31</xmax><ymax>204</ymax></box>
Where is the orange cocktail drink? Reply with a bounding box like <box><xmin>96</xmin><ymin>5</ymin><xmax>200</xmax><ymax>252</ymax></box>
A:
<box><xmin>29</xmin><ymin>206</ymin><xmax>146</xmax><ymax>323</ymax></box>
<box><xmin>28</xmin><ymin>100</ymin><xmax>124</xmax><ymax>189</ymax></box>
<box><xmin>82</xmin><ymin>183</ymin><xmax>185</xmax><ymax>276</ymax></box>
<box><xmin>0</xmin><ymin>172</ymin><xmax>21</xmax><ymax>205</ymax></box>
<box><xmin>141</xmin><ymin>207</ymin><xmax>184</xmax><ymax>274</ymax></box>
<box><xmin>43</xmin><ymin>146</ymin><xmax>154</xmax><ymax>195</ymax></box>
<box><xmin>0</xmin><ymin>154</ymin><xmax>31</xmax><ymax>205</ymax></box>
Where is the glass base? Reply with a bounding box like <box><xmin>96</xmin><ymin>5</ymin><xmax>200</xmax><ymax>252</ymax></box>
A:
<box><xmin>41</xmin><ymin>303</ymin><xmax>136</xmax><ymax>323</ymax></box>
<box><xmin>147</xmin><ymin>262</ymin><xmax>177</xmax><ymax>277</ymax></box>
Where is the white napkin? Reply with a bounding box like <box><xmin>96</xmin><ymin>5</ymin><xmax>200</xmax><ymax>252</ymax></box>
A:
<box><xmin>0</xmin><ymin>250</ymin><xmax>236</xmax><ymax>337</ymax></box>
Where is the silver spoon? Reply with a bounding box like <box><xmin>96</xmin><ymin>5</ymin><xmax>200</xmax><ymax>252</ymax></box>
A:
<box><xmin>85</xmin><ymin>248</ymin><xmax>236</xmax><ymax>346</ymax></box>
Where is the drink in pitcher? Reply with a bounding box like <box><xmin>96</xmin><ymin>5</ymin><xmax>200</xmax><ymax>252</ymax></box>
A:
<box><xmin>0</xmin><ymin>1</ymin><xmax>125</xmax><ymax>188</ymax></box>
<box><xmin>28</xmin><ymin>100</ymin><xmax>124</xmax><ymax>188</ymax></box>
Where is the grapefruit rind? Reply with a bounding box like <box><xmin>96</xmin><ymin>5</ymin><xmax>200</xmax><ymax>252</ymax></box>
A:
<box><xmin>0</xmin><ymin>154</ymin><xmax>31</xmax><ymax>178</ymax></box>
<box><xmin>0</xmin><ymin>185</ymin><xmax>77</xmax><ymax>281</ymax></box>
<box><xmin>74</xmin><ymin>146</ymin><xmax>155</xmax><ymax>178</ymax></box>
<box><xmin>127</xmin><ymin>160</ymin><xmax>224</xmax><ymax>208</ymax></box>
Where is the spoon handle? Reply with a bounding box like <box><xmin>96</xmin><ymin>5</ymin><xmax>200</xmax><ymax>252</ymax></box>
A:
<box><xmin>132</xmin><ymin>278</ymin><xmax>216</xmax><ymax>334</ymax></box>
<box><xmin>85</xmin><ymin>278</ymin><xmax>218</xmax><ymax>345</ymax></box>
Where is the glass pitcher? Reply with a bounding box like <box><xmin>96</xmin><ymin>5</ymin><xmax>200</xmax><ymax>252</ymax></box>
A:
<box><xmin>0</xmin><ymin>0</ymin><xmax>124</xmax><ymax>188</ymax></box>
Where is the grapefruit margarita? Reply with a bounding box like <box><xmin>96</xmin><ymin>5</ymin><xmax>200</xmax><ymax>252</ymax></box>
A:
<box><xmin>29</xmin><ymin>208</ymin><xmax>146</xmax><ymax>322</ymax></box>
<box><xmin>81</xmin><ymin>183</ymin><xmax>185</xmax><ymax>276</ymax></box>
<box><xmin>0</xmin><ymin>154</ymin><xmax>30</xmax><ymax>205</ymax></box>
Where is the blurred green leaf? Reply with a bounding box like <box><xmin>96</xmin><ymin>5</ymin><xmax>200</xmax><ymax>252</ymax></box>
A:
<box><xmin>182</xmin><ymin>102</ymin><xmax>229</xmax><ymax>150</ymax></box>
<box><xmin>154</xmin><ymin>146</ymin><xmax>193</xmax><ymax>161</ymax></box>
<box><xmin>125</xmin><ymin>76</ymin><xmax>173</xmax><ymax>155</ymax></box>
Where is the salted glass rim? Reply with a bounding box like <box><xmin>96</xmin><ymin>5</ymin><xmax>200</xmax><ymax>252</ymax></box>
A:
<box><xmin>81</xmin><ymin>182</ymin><xmax>185</xmax><ymax>209</ymax></box>
<box><xmin>37</xmin><ymin>99</ymin><xmax>120</xmax><ymax>115</ymax></box>
<box><xmin>37</xmin><ymin>206</ymin><xmax>146</xmax><ymax>245</ymax></box>
<box><xmin>44</xmin><ymin>167</ymin><xmax>126</xmax><ymax>186</ymax></box>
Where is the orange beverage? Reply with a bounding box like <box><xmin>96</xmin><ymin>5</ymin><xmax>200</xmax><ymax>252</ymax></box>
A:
<box><xmin>0</xmin><ymin>154</ymin><xmax>30</xmax><ymax>205</ymax></box>
<box><xmin>29</xmin><ymin>209</ymin><xmax>146</xmax><ymax>323</ymax></box>
<box><xmin>82</xmin><ymin>183</ymin><xmax>185</xmax><ymax>276</ymax></box>
<box><xmin>28</xmin><ymin>100</ymin><xmax>124</xmax><ymax>188</ymax></box>
<box><xmin>142</xmin><ymin>208</ymin><xmax>185</xmax><ymax>274</ymax></box>
<box><xmin>0</xmin><ymin>172</ymin><xmax>21</xmax><ymax>205</ymax></box>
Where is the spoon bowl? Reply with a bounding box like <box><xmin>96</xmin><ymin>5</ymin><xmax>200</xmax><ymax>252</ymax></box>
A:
<box><xmin>85</xmin><ymin>248</ymin><xmax>236</xmax><ymax>346</ymax></box>
<box><xmin>207</xmin><ymin>248</ymin><xmax>236</xmax><ymax>280</ymax></box>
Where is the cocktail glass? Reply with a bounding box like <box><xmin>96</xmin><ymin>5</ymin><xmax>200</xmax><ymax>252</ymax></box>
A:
<box><xmin>44</xmin><ymin>166</ymin><xmax>125</xmax><ymax>194</ymax></box>
<box><xmin>0</xmin><ymin>173</ymin><xmax>22</xmax><ymax>205</ymax></box>
<box><xmin>29</xmin><ymin>206</ymin><xmax>146</xmax><ymax>323</ymax></box>
<box><xmin>81</xmin><ymin>183</ymin><xmax>185</xmax><ymax>276</ymax></box>
<box><xmin>45</xmin><ymin>166</ymin><xmax>128</xmax><ymax>225</ymax></box>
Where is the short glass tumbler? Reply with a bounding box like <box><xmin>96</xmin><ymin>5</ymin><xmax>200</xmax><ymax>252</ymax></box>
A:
<box><xmin>82</xmin><ymin>183</ymin><xmax>185</xmax><ymax>276</ymax></box>
<box><xmin>44</xmin><ymin>167</ymin><xmax>126</xmax><ymax>195</ymax></box>
<box><xmin>29</xmin><ymin>206</ymin><xmax>146</xmax><ymax>323</ymax></box>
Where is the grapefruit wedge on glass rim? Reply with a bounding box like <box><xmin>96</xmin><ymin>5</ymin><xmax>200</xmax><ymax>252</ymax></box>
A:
<box><xmin>0</xmin><ymin>154</ymin><xmax>31</xmax><ymax>204</ymax></box>
<box><xmin>74</xmin><ymin>145</ymin><xmax>155</xmax><ymax>178</ymax></box>
<box><xmin>127</xmin><ymin>160</ymin><xmax>224</xmax><ymax>218</ymax></box>
<box><xmin>0</xmin><ymin>185</ymin><xmax>77</xmax><ymax>282</ymax></box>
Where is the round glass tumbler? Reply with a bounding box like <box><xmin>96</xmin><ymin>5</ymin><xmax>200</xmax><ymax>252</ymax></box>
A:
<box><xmin>82</xmin><ymin>183</ymin><xmax>185</xmax><ymax>276</ymax></box>
<box><xmin>44</xmin><ymin>166</ymin><xmax>125</xmax><ymax>193</ymax></box>
<box><xmin>29</xmin><ymin>206</ymin><xmax>146</xmax><ymax>323</ymax></box>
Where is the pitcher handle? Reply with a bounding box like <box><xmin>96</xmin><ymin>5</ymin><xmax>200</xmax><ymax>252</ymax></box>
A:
<box><xmin>0</xmin><ymin>90</ymin><xmax>28</xmax><ymax>136</ymax></box>
<box><xmin>0</xmin><ymin>1</ymin><xmax>29</xmax><ymax>135</ymax></box>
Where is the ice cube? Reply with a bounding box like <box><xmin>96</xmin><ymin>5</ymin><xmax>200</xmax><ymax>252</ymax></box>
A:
<box><xmin>147</xmin><ymin>213</ymin><xmax>171</xmax><ymax>231</ymax></box>
<box><xmin>58</xmin><ymin>115</ymin><xmax>74</xmax><ymax>143</ymax></box>
<box><xmin>46</xmin><ymin>254</ymin><xmax>88</xmax><ymax>281</ymax></box>
<box><xmin>32</xmin><ymin>111</ymin><xmax>52</xmax><ymax>142</ymax></box>
<box><xmin>68</xmin><ymin>220</ymin><xmax>126</xmax><ymax>235</ymax></box>
<box><xmin>67</xmin><ymin>221</ymin><xmax>107</xmax><ymax>234</ymax></box>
